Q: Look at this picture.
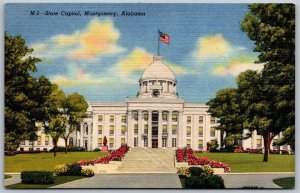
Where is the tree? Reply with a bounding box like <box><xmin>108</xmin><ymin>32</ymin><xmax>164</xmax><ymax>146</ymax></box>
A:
<box><xmin>274</xmin><ymin>126</ymin><xmax>295</xmax><ymax>152</ymax></box>
<box><xmin>207</xmin><ymin>88</ymin><xmax>245</xmax><ymax>148</ymax></box>
<box><xmin>61</xmin><ymin>93</ymin><xmax>88</xmax><ymax>154</ymax></box>
<box><xmin>43</xmin><ymin>84</ymin><xmax>67</xmax><ymax>157</ymax></box>
<box><xmin>5</xmin><ymin>33</ymin><xmax>52</xmax><ymax>150</ymax></box>
<box><xmin>241</xmin><ymin>4</ymin><xmax>295</xmax><ymax>162</ymax></box>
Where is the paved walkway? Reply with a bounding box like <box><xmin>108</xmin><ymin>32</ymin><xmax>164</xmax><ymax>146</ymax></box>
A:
<box><xmin>52</xmin><ymin>173</ymin><xmax>182</xmax><ymax>188</ymax></box>
<box><xmin>4</xmin><ymin>174</ymin><xmax>21</xmax><ymax>186</ymax></box>
<box><xmin>219</xmin><ymin>173</ymin><xmax>295</xmax><ymax>189</ymax></box>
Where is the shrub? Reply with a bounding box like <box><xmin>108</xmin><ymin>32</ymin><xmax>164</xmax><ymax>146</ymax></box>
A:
<box><xmin>49</xmin><ymin>146</ymin><xmax>86</xmax><ymax>152</ymax></box>
<box><xmin>54</xmin><ymin>164</ymin><xmax>68</xmax><ymax>176</ymax></box>
<box><xmin>177</xmin><ymin>167</ymin><xmax>190</xmax><ymax>177</ymax></box>
<box><xmin>81</xmin><ymin>169</ymin><xmax>94</xmax><ymax>177</ymax></box>
<box><xmin>21</xmin><ymin>171</ymin><xmax>54</xmax><ymax>184</ymax></box>
<box><xmin>185</xmin><ymin>174</ymin><xmax>225</xmax><ymax>189</ymax></box>
<box><xmin>93</xmin><ymin>148</ymin><xmax>100</xmax><ymax>152</ymax></box>
<box><xmin>189</xmin><ymin>167</ymin><xmax>204</xmax><ymax>176</ymax></box>
<box><xmin>66</xmin><ymin>163</ymin><xmax>82</xmax><ymax>176</ymax></box>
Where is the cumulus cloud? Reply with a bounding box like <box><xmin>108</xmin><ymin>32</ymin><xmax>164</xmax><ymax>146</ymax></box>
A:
<box><xmin>193</xmin><ymin>34</ymin><xmax>233</xmax><ymax>60</ymax></box>
<box><xmin>213</xmin><ymin>56</ymin><xmax>263</xmax><ymax>76</ymax></box>
<box><xmin>31</xmin><ymin>18</ymin><xmax>125</xmax><ymax>62</ymax></box>
<box><xmin>113</xmin><ymin>48</ymin><xmax>185</xmax><ymax>77</ymax></box>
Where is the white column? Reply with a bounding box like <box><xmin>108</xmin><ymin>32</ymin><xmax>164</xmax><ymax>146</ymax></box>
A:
<box><xmin>148</xmin><ymin>111</ymin><xmax>152</xmax><ymax>148</ymax></box>
<box><xmin>158</xmin><ymin>110</ymin><xmax>162</xmax><ymax>148</ymax></box>
<box><xmin>87</xmin><ymin>122</ymin><xmax>91</xmax><ymax>151</ymax></box>
<box><xmin>178</xmin><ymin>111</ymin><xmax>184</xmax><ymax>147</ymax></box>
<box><xmin>167</xmin><ymin>111</ymin><xmax>172</xmax><ymax>147</ymax></box>
<box><xmin>127</xmin><ymin>111</ymin><xmax>134</xmax><ymax>147</ymax></box>
<box><xmin>138</xmin><ymin>110</ymin><xmax>143</xmax><ymax>147</ymax></box>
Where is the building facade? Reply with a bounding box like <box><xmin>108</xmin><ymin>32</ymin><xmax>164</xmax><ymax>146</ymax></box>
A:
<box><xmin>18</xmin><ymin>55</ymin><xmax>290</xmax><ymax>152</ymax></box>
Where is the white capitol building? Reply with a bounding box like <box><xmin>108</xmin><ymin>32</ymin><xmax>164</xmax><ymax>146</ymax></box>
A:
<box><xmin>19</xmin><ymin>55</ymin><xmax>289</xmax><ymax>152</ymax></box>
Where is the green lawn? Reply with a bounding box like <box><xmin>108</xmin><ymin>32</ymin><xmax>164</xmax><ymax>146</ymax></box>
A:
<box><xmin>6</xmin><ymin>176</ymin><xmax>86</xmax><ymax>189</ymax></box>
<box><xmin>5</xmin><ymin>152</ymin><xmax>108</xmax><ymax>173</ymax></box>
<box><xmin>273</xmin><ymin>177</ymin><xmax>295</xmax><ymax>189</ymax></box>
<box><xmin>194</xmin><ymin>153</ymin><xmax>294</xmax><ymax>172</ymax></box>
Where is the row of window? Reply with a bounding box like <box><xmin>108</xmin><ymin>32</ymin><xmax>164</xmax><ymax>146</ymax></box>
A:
<box><xmin>186</xmin><ymin>127</ymin><xmax>216</xmax><ymax>137</ymax></box>
<box><xmin>98</xmin><ymin>114</ymin><xmax>216</xmax><ymax>124</ymax></box>
<box><xmin>97</xmin><ymin>137</ymin><xmax>126</xmax><ymax>148</ymax></box>
<box><xmin>20</xmin><ymin>136</ymin><xmax>50</xmax><ymax>146</ymax></box>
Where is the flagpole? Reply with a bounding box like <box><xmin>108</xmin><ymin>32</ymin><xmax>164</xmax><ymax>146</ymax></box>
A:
<box><xmin>157</xmin><ymin>29</ymin><xmax>160</xmax><ymax>56</ymax></box>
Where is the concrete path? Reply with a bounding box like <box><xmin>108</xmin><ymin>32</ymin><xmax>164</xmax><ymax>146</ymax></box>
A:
<box><xmin>52</xmin><ymin>173</ymin><xmax>182</xmax><ymax>188</ymax></box>
<box><xmin>218</xmin><ymin>173</ymin><xmax>295</xmax><ymax>189</ymax></box>
<box><xmin>4</xmin><ymin>174</ymin><xmax>21</xmax><ymax>186</ymax></box>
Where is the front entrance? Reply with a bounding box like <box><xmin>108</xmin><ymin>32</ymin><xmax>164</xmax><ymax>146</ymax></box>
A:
<box><xmin>152</xmin><ymin>139</ymin><xmax>158</xmax><ymax>148</ymax></box>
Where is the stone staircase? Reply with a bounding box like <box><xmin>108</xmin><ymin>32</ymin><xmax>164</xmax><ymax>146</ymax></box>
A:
<box><xmin>116</xmin><ymin>148</ymin><xmax>177</xmax><ymax>173</ymax></box>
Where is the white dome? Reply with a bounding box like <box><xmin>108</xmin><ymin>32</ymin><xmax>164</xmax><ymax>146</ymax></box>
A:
<box><xmin>140</xmin><ymin>56</ymin><xmax>176</xmax><ymax>82</ymax></box>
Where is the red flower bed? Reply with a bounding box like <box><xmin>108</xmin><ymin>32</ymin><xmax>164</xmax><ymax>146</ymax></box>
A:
<box><xmin>245</xmin><ymin>148</ymin><xmax>262</xmax><ymax>153</ymax></box>
<box><xmin>234</xmin><ymin>147</ymin><xmax>244</xmax><ymax>153</ymax></box>
<box><xmin>176</xmin><ymin>148</ymin><xmax>231</xmax><ymax>173</ymax></box>
<box><xmin>78</xmin><ymin>145</ymin><xmax>129</xmax><ymax>166</ymax></box>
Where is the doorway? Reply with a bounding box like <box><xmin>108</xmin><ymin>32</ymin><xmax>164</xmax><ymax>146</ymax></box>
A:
<box><xmin>152</xmin><ymin>139</ymin><xmax>158</xmax><ymax>148</ymax></box>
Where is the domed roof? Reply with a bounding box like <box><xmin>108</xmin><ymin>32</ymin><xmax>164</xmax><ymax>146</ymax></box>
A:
<box><xmin>140</xmin><ymin>56</ymin><xmax>176</xmax><ymax>82</ymax></box>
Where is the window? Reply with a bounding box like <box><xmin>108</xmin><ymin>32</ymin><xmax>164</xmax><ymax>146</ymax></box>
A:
<box><xmin>20</xmin><ymin>148</ymin><xmax>24</xmax><ymax>151</ymax></box>
<box><xmin>45</xmin><ymin>136</ymin><xmax>49</xmax><ymax>145</ymax></box>
<box><xmin>163</xmin><ymin>125</ymin><xmax>168</xmax><ymax>135</ymax></box>
<box><xmin>172</xmin><ymin>125</ymin><xmax>177</xmax><ymax>135</ymax></box>
<box><xmin>98</xmin><ymin>125</ymin><xmax>103</xmax><ymax>134</ymax></box>
<box><xmin>84</xmin><ymin>123</ymin><xmax>88</xmax><ymax>135</ymax></box>
<box><xmin>162</xmin><ymin>112</ymin><xmax>168</xmax><ymax>122</ymax></box>
<box><xmin>199</xmin><ymin>116</ymin><xmax>204</xmax><ymax>124</ymax></box>
<box><xmin>98</xmin><ymin>115</ymin><xmax>103</xmax><ymax>122</ymax></box>
<box><xmin>98</xmin><ymin>138</ymin><xmax>103</xmax><ymax>147</ymax></box>
<box><xmin>187</xmin><ymin>116</ymin><xmax>191</xmax><ymax>124</ymax></box>
<box><xmin>186</xmin><ymin>126</ymin><xmax>191</xmax><ymax>137</ymax></box>
<box><xmin>144</xmin><ymin>112</ymin><xmax>148</xmax><ymax>121</ymax></box>
<box><xmin>29</xmin><ymin>141</ymin><xmax>33</xmax><ymax>145</ymax></box>
<box><xmin>172</xmin><ymin>138</ymin><xmax>177</xmax><ymax>147</ymax></box>
<box><xmin>110</xmin><ymin>115</ymin><xmax>115</xmax><ymax>123</ymax></box>
<box><xmin>109</xmin><ymin>138</ymin><xmax>114</xmax><ymax>148</ymax></box>
<box><xmin>144</xmin><ymin>124</ymin><xmax>148</xmax><ymax>134</ymax></box>
<box><xmin>37</xmin><ymin>148</ymin><xmax>40</xmax><ymax>151</ymax></box>
<box><xmin>211</xmin><ymin>117</ymin><xmax>216</xmax><ymax>124</ymax></box>
<box><xmin>121</xmin><ymin>138</ymin><xmax>126</xmax><ymax>145</ymax></box>
<box><xmin>144</xmin><ymin>137</ymin><xmax>148</xmax><ymax>147</ymax></box>
<box><xmin>210</xmin><ymin>127</ymin><xmax>216</xmax><ymax>137</ymax></box>
<box><xmin>134</xmin><ymin>124</ymin><xmax>138</xmax><ymax>135</ymax></box>
<box><xmin>110</xmin><ymin>125</ymin><xmax>114</xmax><ymax>135</ymax></box>
<box><xmin>134</xmin><ymin>112</ymin><xmax>138</xmax><ymax>121</ymax></box>
<box><xmin>69</xmin><ymin>137</ymin><xmax>74</xmax><ymax>146</ymax></box>
<box><xmin>172</xmin><ymin>113</ymin><xmax>178</xmax><ymax>122</ymax></box>
<box><xmin>134</xmin><ymin>137</ymin><xmax>138</xmax><ymax>147</ymax></box>
<box><xmin>20</xmin><ymin>140</ymin><xmax>25</xmax><ymax>145</ymax></box>
<box><xmin>198</xmin><ymin>126</ymin><xmax>203</xmax><ymax>137</ymax></box>
<box><xmin>198</xmin><ymin>139</ymin><xmax>204</xmax><ymax>149</ymax></box>
<box><xmin>121</xmin><ymin>125</ymin><xmax>126</xmax><ymax>135</ymax></box>
<box><xmin>37</xmin><ymin>136</ymin><xmax>41</xmax><ymax>145</ymax></box>
<box><xmin>186</xmin><ymin>139</ymin><xmax>191</xmax><ymax>148</ymax></box>
<box><xmin>43</xmin><ymin>148</ymin><xmax>47</xmax><ymax>151</ymax></box>
<box><xmin>256</xmin><ymin>139</ymin><xmax>262</xmax><ymax>148</ymax></box>
<box><xmin>121</xmin><ymin>115</ymin><xmax>127</xmax><ymax>123</ymax></box>
<box><xmin>162</xmin><ymin>137</ymin><xmax>167</xmax><ymax>147</ymax></box>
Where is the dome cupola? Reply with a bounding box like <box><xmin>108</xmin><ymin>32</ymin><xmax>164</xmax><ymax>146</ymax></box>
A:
<box><xmin>138</xmin><ymin>56</ymin><xmax>178</xmax><ymax>99</ymax></box>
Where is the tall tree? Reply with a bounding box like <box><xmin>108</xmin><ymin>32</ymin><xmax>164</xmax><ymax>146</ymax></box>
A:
<box><xmin>62</xmin><ymin>93</ymin><xmax>88</xmax><ymax>154</ymax></box>
<box><xmin>5</xmin><ymin>33</ymin><xmax>52</xmax><ymax>150</ymax></box>
<box><xmin>43</xmin><ymin>84</ymin><xmax>67</xmax><ymax>157</ymax></box>
<box><xmin>241</xmin><ymin>4</ymin><xmax>295</xmax><ymax>162</ymax></box>
<box><xmin>207</xmin><ymin>88</ymin><xmax>245</xmax><ymax>148</ymax></box>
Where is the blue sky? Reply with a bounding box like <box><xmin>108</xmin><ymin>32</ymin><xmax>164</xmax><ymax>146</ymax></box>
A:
<box><xmin>5</xmin><ymin>3</ymin><xmax>263</xmax><ymax>103</ymax></box>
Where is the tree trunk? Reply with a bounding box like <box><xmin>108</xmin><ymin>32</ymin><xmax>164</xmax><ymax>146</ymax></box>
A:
<box><xmin>263</xmin><ymin>133</ymin><xmax>273</xmax><ymax>162</ymax></box>
<box><xmin>64</xmin><ymin>138</ymin><xmax>68</xmax><ymax>154</ymax></box>
<box><xmin>53</xmin><ymin>138</ymin><xmax>58</xmax><ymax>157</ymax></box>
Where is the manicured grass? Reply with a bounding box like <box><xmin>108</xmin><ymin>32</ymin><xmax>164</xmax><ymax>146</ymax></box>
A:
<box><xmin>5</xmin><ymin>175</ymin><xmax>12</xmax><ymax>179</ymax></box>
<box><xmin>273</xmin><ymin>177</ymin><xmax>295</xmax><ymax>189</ymax></box>
<box><xmin>6</xmin><ymin>176</ymin><xmax>86</xmax><ymax>189</ymax></box>
<box><xmin>5</xmin><ymin>152</ymin><xmax>108</xmax><ymax>173</ymax></box>
<box><xmin>194</xmin><ymin>153</ymin><xmax>294</xmax><ymax>172</ymax></box>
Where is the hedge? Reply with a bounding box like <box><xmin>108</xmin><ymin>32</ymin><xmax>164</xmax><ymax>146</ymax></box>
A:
<box><xmin>21</xmin><ymin>171</ymin><xmax>54</xmax><ymax>184</ymax></box>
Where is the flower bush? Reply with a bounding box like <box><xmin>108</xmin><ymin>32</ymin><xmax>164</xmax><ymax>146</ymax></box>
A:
<box><xmin>177</xmin><ymin>167</ymin><xmax>191</xmax><ymax>177</ymax></box>
<box><xmin>78</xmin><ymin>145</ymin><xmax>129</xmax><ymax>166</ymax></box>
<box><xmin>176</xmin><ymin>148</ymin><xmax>230</xmax><ymax>173</ymax></box>
<box><xmin>81</xmin><ymin>169</ymin><xmax>94</xmax><ymax>177</ymax></box>
<box><xmin>54</xmin><ymin>164</ymin><xmax>68</xmax><ymax>176</ymax></box>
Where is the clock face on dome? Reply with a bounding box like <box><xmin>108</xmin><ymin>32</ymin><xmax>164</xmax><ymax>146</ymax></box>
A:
<box><xmin>152</xmin><ymin>90</ymin><xmax>160</xmax><ymax>97</ymax></box>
